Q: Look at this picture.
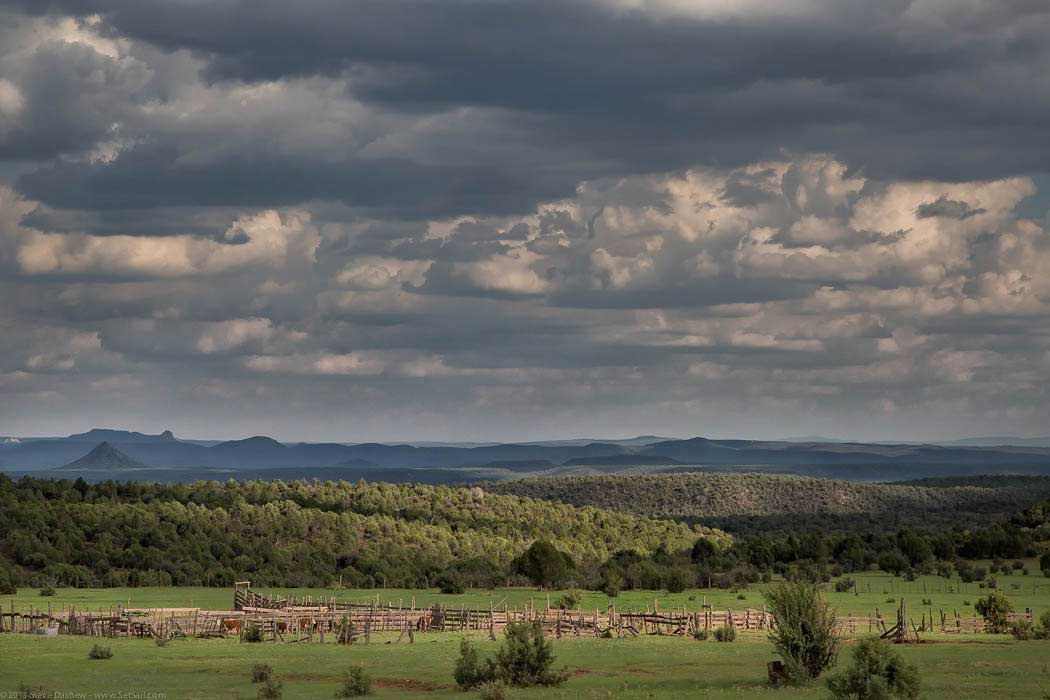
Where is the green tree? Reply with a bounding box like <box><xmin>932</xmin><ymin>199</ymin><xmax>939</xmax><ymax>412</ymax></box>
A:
<box><xmin>975</xmin><ymin>591</ymin><xmax>1013</xmax><ymax>633</ymax></box>
<box><xmin>516</xmin><ymin>541</ymin><xmax>574</xmax><ymax>589</ymax></box>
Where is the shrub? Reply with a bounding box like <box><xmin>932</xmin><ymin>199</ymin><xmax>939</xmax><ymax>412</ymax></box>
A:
<box><xmin>826</xmin><ymin>637</ymin><xmax>920</xmax><ymax>700</ymax></box>
<box><xmin>244</xmin><ymin>624</ymin><xmax>265</xmax><ymax>643</ymax></box>
<box><xmin>920</xmin><ymin>598</ymin><xmax>932</xmax><ymax>606</ymax></box>
<box><xmin>336</xmin><ymin>666</ymin><xmax>372</xmax><ymax>697</ymax></box>
<box><xmin>437</xmin><ymin>574</ymin><xmax>466</xmax><ymax>595</ymax></box>
<box><xmin>478</xmin><ymin>681</ymin><xmax>507</xmax><ymax>700</ymax></box>
<box><xmin>258</xmin><ymin>679</ymin><xmax>282</xmax><ymax>700</ymax></box>
<box><xmin>764</xmin><ymin>582</ymin><xmax>840</xmax><ymax>682</ymax></box>
<box><xmin>252</xmin><ymin>664</ymin><xmax>273</xmax><ymax>683</ymax></box>
<box><xmin>493</xmin><ymin>621</ymin><xmax>568</xmax><ymax>687</ymax></box>
<box><xmin>1039</xmin><ymin>552</ymin><xmax>1050</xmax><ymax>576</ymax></box>
<box><xmin>736</xmin><ymin>593</ymin><xmax>747</xmax><ymax>600</ymax></box>
<box><xmin>975</xmin><ymin>591</ymin><xmax>1013</xmax><ymax>633</ymax></box>
<box><xmin>834</xmin><ymin>577</ymin><xmax>856</xmax><ymax>593</ymax></box>
<box><xmin>1010</xmin><ymin>620</ymin><xmax>1036</xmax><ymax>641</ymax></box>
<box><xmin>88</xmin><ymin>645</ymin><xmax>113</xmax><ymax>660</ymax></box>
<box><xmin>713</xmin><ymin>625</ymin><xmax>736</xmax><ymax>642</ymax></box>
<box><xmin>39</xmin><ymin>585</ymin><xmax>56</xmax><ymax>597</ymax></box>
<box><xmin>692</xmin><ymin>629</ymin><xmax>708</xmax><ymax>641</ymax></box>
<box><xmin>554</xmin><ymin>590</ymin><xmax>581</xmax><ymax>610</ymax></box>
<box><xmin>455</xmin><ymin>638</ymin><xmax>495</xmax><ymax>690</ymax></box>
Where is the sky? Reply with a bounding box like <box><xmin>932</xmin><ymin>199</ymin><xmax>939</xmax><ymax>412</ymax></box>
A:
<box><xmin>1</xmin><ymin>1</ymin><xmax>1049</xmax><ymax>442</ymax></box>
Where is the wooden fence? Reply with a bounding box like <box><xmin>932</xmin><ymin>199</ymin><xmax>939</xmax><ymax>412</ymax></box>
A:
<box><xmin>0</xmin><ymin>585</ymin><xmax>1034</xmax><ymax>642</ymax></box>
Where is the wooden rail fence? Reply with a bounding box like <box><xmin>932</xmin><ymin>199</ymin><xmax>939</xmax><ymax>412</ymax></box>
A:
<box><xmin>0</xmin><ymin>585</ymin><xmax>1034</xmax><ymax>642</ymax></box>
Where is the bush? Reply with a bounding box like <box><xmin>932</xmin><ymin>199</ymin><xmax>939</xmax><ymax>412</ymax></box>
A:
<box><xmin>834</xmin><ymin>577</ymin><xmax>856</xmax><ymax>593</ymax></box>
<box><xmin>258</xmin><ymin>679</ymin><xmax>282</xmax><ymax>700</ymax></box>
<box><xmin>692</xmin><ymin>629</ymin><xmax>708</xmax><ymax>641</ymax></box>
<box><xmin>826</xmin><ymin>637</ymin><xmax>920</xmax><ymax>700</ymax></box>
<box><xmin>736</xmin><ymin>593</ymin><xmax>747</xmax><ymax>601</ymax></box>
<box><xmin>478</xmin><ymin>681</ymin><xmax>507</xmax><ymax>700</ymax></box>
<box><xmin>1010</xmin><ymin>620</ymin><xmax>1035</xmax><ymax>641</ymax></box>
<box><xmin>554</xmin><ymin>590</ymin><xmax>581</xmax><ymax>610</ymax></box>
<box><xmin>920</xmin><ymin>598</ymin><xmax>932</xmax><ymax>606</ymax></box>
<box><xmin>493</xmin><ymin>621</ymin><xmax>568</xmax><ymax>687</ymax></box>
<box><xmin>455</xmin><ymin>638</ymin><xmax>495</xmax><ymax>691</ymax></box>
<box><xmin>252</xmin><ymin>664</ymin><xmax>273</xmax><ymax>683</ymax></box>
<box><xmin>88</xmin><ymin>645</ymin><xmax>113</xmax><ymax>660</ymax></box>
<box><xmin>244</xmin><ymin>624</ymin><xmax>265</xmax><ymax>643</ymax></box>
<box><xmin>764</xmin><ymin>582</ymin><xmax>840</xmax><ymax>682</ymax></box>
<box><xmin>39</xmin><ymin>585</ymin><xmax>56</xmax><ymax>597</ymax></box>
<box><xmin>1039</xmin><ymin>552</ymin><xmax>1050</xmax><ymax>576</ymax></box>
<box><xmin>336</xmin><ymin>666</ymin><xmax>372</xmax><ymax>697</ymax></box>
<box><xmin>713</xmin><ymin>625</ymin><xmax>736</xmax><ymax>642</ymax></box>
<box><xmin>975</xmin><ymin>591</ymin><xmax>1014</xmax><ymax>634</ymax></box>
<box><xmin>437</xmin><ymin>574</ymin><xmax>466</xmax><ymax>595</ymax></box>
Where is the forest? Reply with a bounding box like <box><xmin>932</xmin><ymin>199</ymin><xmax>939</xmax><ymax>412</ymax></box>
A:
<box><xmin>1</xmin><ymin>474</ymin><xmax>1048</xmax><ymax>595</ymax></box>
<box><xmin>489</xmin><ymin>473</ymin><xmax>1050</xmax><ymax>534</ymax></box>
<box><xmin>0</xmin><ymin>474</ymin><xmax>721</xmax><ymax>590</ymax></box>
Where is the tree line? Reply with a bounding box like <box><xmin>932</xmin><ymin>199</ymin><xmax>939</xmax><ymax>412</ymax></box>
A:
<box><xmin>0</xmin><ymin>474</ymin><xmax>1046</xmax><ymax>593</ymax></box>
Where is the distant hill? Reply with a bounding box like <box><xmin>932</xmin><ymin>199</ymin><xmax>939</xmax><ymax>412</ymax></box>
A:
<box><xmin>488</xmin><ymin>472</ymin><xmax>1050</xmax><ymax>533</ymax></box>
<box><xmin>63</xmin><ymin>442</ymin><xmax>148</xmax><ymax>470</ymax></box>
<box><xmin>4</xmin><ymin>427</ymin><xmax>1050</xmax><ymax>480</ymax></box>
<box><xmin>936</xmin><ymin>436</ymin><xmax>1050</xmax><ymax>448</ymax></box>
<box><xmin>561</xmin><ymin>454</ymin><xmax>682</xmax><ymax>466</ymax></box>
<box><xmin>67</xmin><ymin>428</ymin><xmax>178</xmax><ymax>444</ymax></box>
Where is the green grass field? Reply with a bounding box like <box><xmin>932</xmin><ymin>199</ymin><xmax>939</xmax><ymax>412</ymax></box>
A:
<box><xmin>2</xmin><ymin>631</ymin><xmax>1049</xmax><ymax>699</ymax></box>
<box><xmin>5</xmin><ymin>567</ymin><xmax>1049</xmax><ymax>621</ymax></box>
<box><xmin>3</xmin><ymin>568</ymin><xmax>1050</xmax><ymax>699</ymax></box>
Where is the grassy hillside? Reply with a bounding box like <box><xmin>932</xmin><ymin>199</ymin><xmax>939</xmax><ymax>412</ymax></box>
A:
<box><xmin>0</xmin><ymin>475</ymin><xmax>724</xmax><ymax>590</ymax></box>
<box><xmin>488</xmin><ymin>472</ymin><xmax>1050</xmax><ymax>533</ymax></box>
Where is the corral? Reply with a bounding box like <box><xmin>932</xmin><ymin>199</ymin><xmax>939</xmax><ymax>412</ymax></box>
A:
<box><xmin>1</xmin><ymin>581</ymin><xmax>1035</xmax><ymax>642</ymax></box>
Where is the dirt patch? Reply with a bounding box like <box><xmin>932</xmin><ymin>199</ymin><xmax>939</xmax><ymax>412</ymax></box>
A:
<box><xmin>374</xmin><ymin>678</ymin><xmax>449</xmax><ymax>692</ymax></box>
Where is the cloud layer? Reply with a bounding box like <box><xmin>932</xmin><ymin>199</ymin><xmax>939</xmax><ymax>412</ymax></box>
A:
<box><xmin>0</xmin><ymin>3</ymin><xmax>1048</xmax><ymax>440</ymax></box>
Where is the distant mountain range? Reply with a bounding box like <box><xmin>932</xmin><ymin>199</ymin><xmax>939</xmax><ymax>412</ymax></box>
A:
<box><xmin>4</xmin><ymin>429</ymin><xmax>1050</xmax><ymax>483</ymax></box>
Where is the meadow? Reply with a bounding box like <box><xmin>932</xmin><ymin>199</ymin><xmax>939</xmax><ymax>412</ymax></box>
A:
<box><xmin>2</xmin><ymin>629</ymin><xmax>1049</xmax><ymax>699</ymax></box>
<box><xmin>5</xmin><ymin>568</ymin><xmax>1049</xmax><ymax>621</ymax></box>
<box><xmin>3</xmin><ymin>569</ymin><xmax>1050</xmax><ymax>699</ymax></box>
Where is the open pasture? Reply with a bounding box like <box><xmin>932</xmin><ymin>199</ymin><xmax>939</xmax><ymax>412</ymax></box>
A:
<box><xmin>4</xmin><ymin>567</ymin><xmax>1049</xmax><ymax>623</ymax></box>
<box><xmin>2</xmin><ymin>631</ymin><xmax>1049</xmax><ymax>700</ymax></box>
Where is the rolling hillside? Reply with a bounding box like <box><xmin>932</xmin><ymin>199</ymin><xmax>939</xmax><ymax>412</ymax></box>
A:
<box><xmin>488</xmin><ymin>472</ymin><xmax>1050</xmax><ymax>533</ymax></box>
<box><xmin>0</xmin><ymin>476</ymin><xmax>724</xmax><ymax>589</ymax></box>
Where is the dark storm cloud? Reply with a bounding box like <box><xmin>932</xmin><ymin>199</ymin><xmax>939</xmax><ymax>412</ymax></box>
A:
<box><xmin>2</xmin><ymin>2</ymin><xmax>1050</xmax><ymax>442</ymax></box>
<box><xmin>3</xmin><ymin>0</ymin><xmax>1050</xmax><ymax>219</ymax></box>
